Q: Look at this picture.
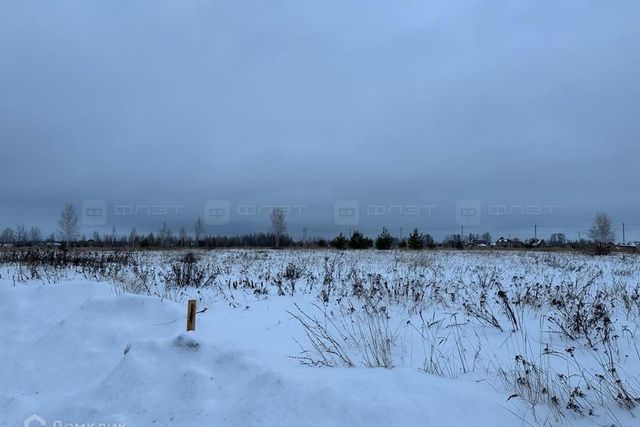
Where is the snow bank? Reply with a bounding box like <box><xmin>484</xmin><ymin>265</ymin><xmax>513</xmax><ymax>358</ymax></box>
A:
<box><xmin>0</xmin><ymin>280</ymin><xmax>517</xmax><ymax>427</ymax></box>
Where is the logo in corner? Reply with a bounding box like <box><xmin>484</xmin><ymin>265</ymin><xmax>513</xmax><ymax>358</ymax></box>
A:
<box><xmin>24</xmin><ymin>414</ymin><xmax>46</xmax><ymax>427</ymax></box>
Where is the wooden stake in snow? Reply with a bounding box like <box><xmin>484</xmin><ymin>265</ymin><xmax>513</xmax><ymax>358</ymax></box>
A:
<box><xmin>186</xmin><ymin>299</ymin><xmax>197</xmax><ymax>331</ymax></box>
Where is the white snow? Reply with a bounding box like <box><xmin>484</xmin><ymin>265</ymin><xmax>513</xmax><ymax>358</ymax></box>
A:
<box><xmin>0</xmin><ymin>280</ymin><xmax>516</xmax><ymax>427</ymax></box>
<box><xmin>1</xmin><ymin>249</ymin><xmax>639</xmax><ymax>426</ymax></box>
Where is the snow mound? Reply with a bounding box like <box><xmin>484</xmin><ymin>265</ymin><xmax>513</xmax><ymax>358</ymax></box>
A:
<box><xmin>1</xmin><ymin>280</ymin><xmax>517</xmax><ymax>426</ymax></box>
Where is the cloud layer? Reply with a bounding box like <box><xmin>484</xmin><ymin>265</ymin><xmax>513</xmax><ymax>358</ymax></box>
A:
<box><xmin>1</xmin><ymin>1</ymin><xmax>639</xmax><ymax>237</ymax></box>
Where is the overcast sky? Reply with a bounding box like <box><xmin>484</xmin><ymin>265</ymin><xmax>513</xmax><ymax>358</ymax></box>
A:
<box><xmin>1</xmin><ymin>0</ymin><xmax>639</xmax><ymax>240</ymax></box>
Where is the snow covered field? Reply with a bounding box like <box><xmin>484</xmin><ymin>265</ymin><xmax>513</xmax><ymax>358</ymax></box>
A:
<box><xmin>2</xmin><ymin>249</ymin><xmax>640</xmax><ymax>426</ymax></box>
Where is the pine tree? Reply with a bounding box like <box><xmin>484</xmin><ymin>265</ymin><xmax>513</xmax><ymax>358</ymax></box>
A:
<box><xmin>331</xmin><ymin>233</ymin><xmax>348</xmax><ymax>250</ymax></box>
<box><xmin>349</xmin><ymin>230</ymin><xmax>373</xmax><ymax>249</ymax></box>
<box><xmin>407</xmin><ymin>228</ymin><xmax>424</xmax><ymax>250</ymax></box>
<box><xmin>424</xmin><ymin>233</ymin><xmax>435</xmax><ymax>248</ymax></box>
<box><xmin>375</xmin><ymin>227</ymin><xmax>394</xmax><ymax>250</ymax></box>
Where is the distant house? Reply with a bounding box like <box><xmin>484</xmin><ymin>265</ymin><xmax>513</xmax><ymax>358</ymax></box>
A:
<box><xmin>622</xmin><ymin>241</ymin><xmax>640</xmax><ymax>248</ymax></box>
<box><xmin>492</xmin><ymin>237</ymin><xmax>510</xmax><ymax>248</ymax></box>
<box><xmin>525</xmin><ymin>238</ymin><xmax>544</xmax><ymax>248</ymax></box>
<box><xmin>466</xmin><ymin>238</ymin><xmax>490</xmax><ymax>247</ymax></box>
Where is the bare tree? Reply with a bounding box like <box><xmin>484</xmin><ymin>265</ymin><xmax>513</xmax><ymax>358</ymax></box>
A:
<box><xmin>589</xmin><ymin>212</ymin><xmax>615</xmax><ymax>244</ymax></box>
<box><xmin>58</xmin><ymin>202</ymin><xmax>80</xmax><ymax>245</ymax></box>
<box><xmin>129</xmin><ymin>227</ymin><xmax>138</xmax><ymax>247</ymax></box>
<box><xmin>549</xmin><ymin>233</ymin><xmax>567</xmax><ymax>246</ymax></box>
<box><xmin>0</xmin><ymin>227</ymin><xmax>15</xmax><ymax>243</ymax></box>
<box><xmin>92</xmin><ymin>231</ymin><xmax>102</xmax><ymax>244</ymax></box>
<box><xmin>15</xmin><ymin>223</ymin><xmax>27</xmax><ymax>243</ymax></box>
<box><xmin>159</xmin><ymin>222</ymin><xmax>172</xmax><ymax>247</ymax></box>
<box><xmin>270</xmin><ymin>207</ymin><xmax>287</xmax><ymax>248</ymax></box>
<box><xmin>194</xmin><ymin>216</ymin><xmax>205</xmax><ymax>246</ymax></box>
<box><xmin>29</xmin><ymin>226</ymin><xmax>42</xmax><ymax>243</ymax></box>
<box><xmin>110</xmin><ymin>226</ymin><xmax>117</xmax><ymax>247</ymax></box>
<box><xmin>178</xmin><ymin>227</ymin><xmax>188</xmax><ymax>247</ymax></box>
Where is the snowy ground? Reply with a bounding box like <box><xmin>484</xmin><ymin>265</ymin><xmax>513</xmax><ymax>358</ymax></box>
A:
<box><xmin>1</xmin><ymin>249</ymin><xmax>639</xmax><ymax>426</ymax></box>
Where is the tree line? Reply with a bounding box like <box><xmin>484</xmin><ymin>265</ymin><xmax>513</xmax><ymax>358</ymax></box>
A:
<box><xmin>0</xmin><ymin>204</ymin><xmax>624</xmax><ymax>253</ymax></box>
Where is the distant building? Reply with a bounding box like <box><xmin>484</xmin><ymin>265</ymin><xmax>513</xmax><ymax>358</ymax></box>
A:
<box><xmin>492</xmin><ymin>237</ymin><xmax>510</xmax><ymax>248</ymax></box>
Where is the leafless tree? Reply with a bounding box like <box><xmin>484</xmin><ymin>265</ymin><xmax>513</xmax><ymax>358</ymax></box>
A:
<box><xmin>159</xmin><ymin>222</ymin><xmax>172</xmax><ymax>247</ymax></box>
<box><xmin>589</xmin><ymin>212</ymin><xmax>615</xmax><ymax>244</ymax></box>
<box><xmin>110</xmin><ymin>226</ymin><xmax>117</xmax><ymax>247</ymax></box>
<box><xmin>15</xmin><ymin>223</ymin><xmax>27</xmax><ymax>243</ymax></box>
<box><xmin>58</xmin><ymin>202</ymin><xmax>80</xmax><ymax>245</ymax></box>
<box><xmin>271</xmin><ymin>207</ymin><xmax>287</xmax><ymax>248</ymax></box>
<box><xmin>29</xmin><ymin>226</ymin><xmax>41</xmax><ymax>243</ymax></box>
<box><xmin>549</xmin><ymin>233</ymin><xmax>567</xmax><ymax>246</ymax></box>
<box><xmin>129</xmin><ymin>227</ymin><xmax>138</xmax><ymax>247</ymax></box>
<box><xmin>0</xmin><ymin>227</ymin><xmax>15</xmax><ymax>243</ymax></box>
<box><xmin>179</xmin><ymin>227</ymin><xmax>188</xmax><ymax>247</ymax></box>
<box><xmin>194</xmin><ymin>216</ymin><xmax>205</xmax><ymax>246</ymax></box>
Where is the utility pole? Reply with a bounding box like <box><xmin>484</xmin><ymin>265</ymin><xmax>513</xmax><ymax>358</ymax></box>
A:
<box><xmin>302</xmin><ymin>227</ymin><xmax>308</xmax><ymax>247</ymax></box>
<box><xmin>534</xmin><ymin>224</ymin><xmax>537</xmax><ymax>240</ymax></box>
<box><xmin>461</xmin><ymin>226</ymin><xmax>464</xmax><ymax>240</ymax></box>
<box><xmin>623</xmin><ymin>223</ymin><xmax>626</xmax><ymax>245</ymax></box>
<box><xmin>400</xmin><ymin>227</ymin><xmax>403</xmax><ymax>240</ymax></box>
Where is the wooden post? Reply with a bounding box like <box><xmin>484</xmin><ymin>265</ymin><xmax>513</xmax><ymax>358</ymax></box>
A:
<box><xmin>186</xmin><ymin>299</ymin><xmax>197</xmax><ymax>332</ymax></box>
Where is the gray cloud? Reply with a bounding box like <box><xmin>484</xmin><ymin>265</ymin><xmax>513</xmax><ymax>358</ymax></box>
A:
<box><xmin>1</xmin><ymin>0</ymin><xmax>639</xmax><ymax>239</ymax></box>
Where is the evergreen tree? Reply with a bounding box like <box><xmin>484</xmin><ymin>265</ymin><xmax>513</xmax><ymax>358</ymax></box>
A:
<box><xmin>349</xmin><ymin>230</ymin><xmax>373</xmax><ymax>249</ymax></box>
<box><xmin>375</xmin><ymin>227</ymin><xmax>394</xmax><ymax>250</ymax></box>
<box><xmin>407</xmin><ymin>228</ymin><xmax>424</xmax><ymax>250</ymax></box>
<box><xmin>424</xmin><ymin>233</ymin><xmax>435</xmax><ymax>248</ymax></box>
<box><xmin>331</xmin><ymin>233</ymin><xmax>348</xmax><ymax>250</ymax></box>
